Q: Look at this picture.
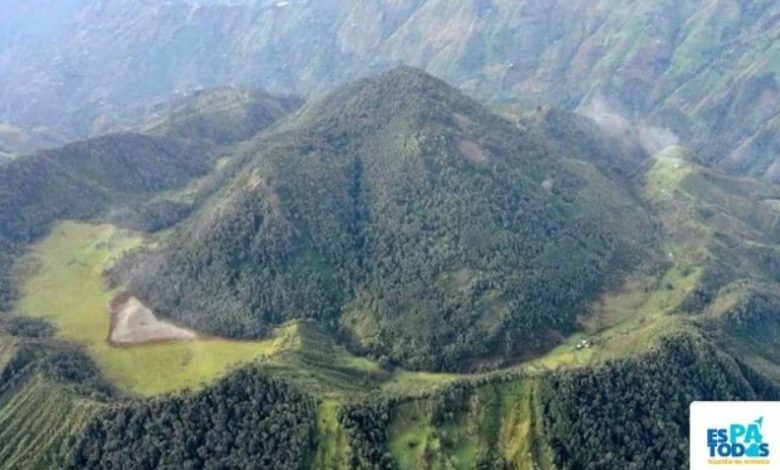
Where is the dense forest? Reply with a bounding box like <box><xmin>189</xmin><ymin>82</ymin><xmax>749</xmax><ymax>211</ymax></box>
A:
<box><xmin>541</xmin><ymin>333</ymin><xmax>780</xmax><ymax>470</ymax></box>
<box><xmin>66</xmin><ymin>366</ymin><xmax>316</xmax><ymax>469</ymax></box>
<box><xmin>0</xmin><ymin>133</ymin><xmax>211</xmax><ymax>311</ymax></box>
<box><xmin>339</xmin><ymin>400</ymin><xmax>397</xmax><ymax>470</ymax></box>
<box><xmin>0</xmin><ymin>134</ymin><xmax>209</xmax><ymax>243</ymax></box>
<box><xmin>127</xmin><ymin>67</ymin><xmax>659</xmax><ymax>371</ymax></box>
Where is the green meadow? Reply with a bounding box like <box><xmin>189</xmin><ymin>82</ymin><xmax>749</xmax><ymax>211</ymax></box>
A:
<box><xmin>17</xmin><ymin>221</ymin><xmax>284</xmax><ymax>396</ymax></box>
<box><xmin>16</xmin><ymin>221</ymin><xmax>459</xmax><ymax>398</ymax></box>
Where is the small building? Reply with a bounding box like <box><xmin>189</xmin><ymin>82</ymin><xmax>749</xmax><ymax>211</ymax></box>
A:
<box><xmin>575</xmin><ymin>339</ymin><xmax>592</xmax><ymax>350</ymax></box>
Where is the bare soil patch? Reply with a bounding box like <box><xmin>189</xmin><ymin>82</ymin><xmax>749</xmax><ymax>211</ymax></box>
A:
<box><xmin>109</xmin><ymin>293</ymin><xmax>197</xmax><ymax>345</ymax></box>
<box><xmin>458</xmin><ymin>139</ymin><xmax>489</xmax><ymax>164</ymax></box>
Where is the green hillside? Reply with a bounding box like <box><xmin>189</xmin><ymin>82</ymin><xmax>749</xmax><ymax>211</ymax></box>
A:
<box><xmin>328</xmin><ymin>332</ymin><xmax>779</xmax><ymax>470</ymax></box>
<box><xmin>0</xmin><ymin>373</ymin><xmax>102</xmax><ymax>470</ymax></box>
<box><xmin>126</xmin><ymin>67</ymin><xmax>658</xmax><ymax>371</ymax></box>
<box><xmin>0</xmin><ymin>87</ymin><xmax>298</xmax><ymax>312</ymax></box>
<box><xmin>139</xmin><ymin>87</ymin><xmax>303</xmax><ymax>146</ymax></box>
<box><xmin>0</xmin><ymin>320</ymin><xmax>112</xmax><ymax>470</ymax></box>
<box><xmin>639</xmin><ymin>146</ymin><xmax>780</xmax><ymax>376</ymax></box>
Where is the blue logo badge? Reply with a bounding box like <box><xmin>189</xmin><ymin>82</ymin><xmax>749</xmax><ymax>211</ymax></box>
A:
<box><xmin>707</xmin><ymin>417</ymin><xmax>770</xmax><ymax>458</ymax></box>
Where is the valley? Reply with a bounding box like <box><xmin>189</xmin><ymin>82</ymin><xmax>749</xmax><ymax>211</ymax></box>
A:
<box><xmin>16</xmin><ymin>221</ymin><xmax>283</xmax><ymax>396</ymax></box>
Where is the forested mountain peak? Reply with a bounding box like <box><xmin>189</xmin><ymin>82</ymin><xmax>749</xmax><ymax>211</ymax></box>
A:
<box><xmin>124</xmin><ymin>68</ymin><xmax>659</xmax><ymax>371</ymax></box>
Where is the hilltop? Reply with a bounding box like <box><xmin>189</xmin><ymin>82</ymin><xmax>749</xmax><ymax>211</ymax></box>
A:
<box><xmin>124</xmin><ymin>67</ymin><xmax>659</xmax><ymax>371</ymax></box>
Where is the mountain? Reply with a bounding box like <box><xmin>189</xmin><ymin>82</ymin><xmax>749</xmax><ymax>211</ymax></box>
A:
<box><xmin>122</xmin><ymin>67</ymin><xmax>659</xmax><ymax>371</ymax></box>
<box><xmin>1</xmin><ymin>0</ymin><xmax>779</xmax><ymax>180</ymax></box>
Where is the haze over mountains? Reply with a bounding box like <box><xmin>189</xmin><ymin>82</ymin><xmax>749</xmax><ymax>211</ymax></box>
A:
<box><xmin>2</xmin><ymin>2</ymin><xmax>780</xmax><ymax>469</ymax></box>
<box><xmin>2</xmin><ymin>0</ymin><xmax>780</xmax><ymax>180</ymax></box>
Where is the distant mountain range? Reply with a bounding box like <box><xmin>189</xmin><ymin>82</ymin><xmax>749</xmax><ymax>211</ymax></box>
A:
<box><xmin>2</xmin><ymin>0</ymin><xmax>779</xmax><ymax>179</ymax></box>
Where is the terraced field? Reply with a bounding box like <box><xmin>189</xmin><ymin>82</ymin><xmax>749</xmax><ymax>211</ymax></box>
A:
<box><xmin>0</xmin><ymin>373</ymin><xmax>102</xmax><ymax>470</ymax></box>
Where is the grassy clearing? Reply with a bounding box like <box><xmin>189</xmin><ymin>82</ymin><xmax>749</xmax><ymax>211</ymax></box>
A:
<box><xmin>525</xmin><ymin>268</ymin><xmax>693</xmax><ymax>372</ymax></box>
<box><xmin>381</xmin><ymin>370</ymin><xmax>460</xmax><ymax>397</ymax></box>
<box><xmin>17</xmin><ymin>221</ymin><xmax>283</xmax><ymax>396</ymax></box>
<box><xmin>309</xmin><ymin>398</ymin><xmax>351</xmax><ymax>470</ymax></box>
<box><xmin>16</xmin><ymin>221</ymin><xmax>462</xmax><ymax>398</ymax></box>
<box><xmin>386</xmin><ymin>378</ymin><xmax>556</xmax><ymax>469</ymax></box>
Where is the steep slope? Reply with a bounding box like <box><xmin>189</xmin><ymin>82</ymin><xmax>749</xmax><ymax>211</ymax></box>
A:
<box><xmin>1</xmin><ymin>0</ymin><xmax>778</xmax><ymax>179</ymax></box>
<box><xmin>626</xmin><ymin>143</ymin><xmax>780</xmax><ymax>387</ymax></box>
<box><xmin>641</xmin><ymin>146</ymin><xmax>780</xmax><ymax>312</ymax></box>
<box><xmin>125</xmin><ymin>67</ymin><xmax>658</xmax><ymax>371</ymax></box>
